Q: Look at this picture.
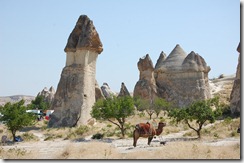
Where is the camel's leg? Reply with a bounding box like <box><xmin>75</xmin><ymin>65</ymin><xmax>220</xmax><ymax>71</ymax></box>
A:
<box><xmin>148</xmin><ymin>136</ymin><xmax>153</xmax><ymax>146</ymax></box>
<box><xmin>133</xmin><ymin>130</ymin><xmax>140</xmax><ymax>147</ymax></box>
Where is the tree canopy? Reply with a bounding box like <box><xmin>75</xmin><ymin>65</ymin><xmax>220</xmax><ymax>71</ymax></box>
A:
<box><xmin>91</xmin><ymin>96</ymin><xmax>135</xmax><ymax>138</ymax></box>
<box><xmin>167</xmin><ymin>97</ymin><xmax>222</xmax><ymax>138</ymax></box>
<box><xmin>28</xmin><ymin>95</ymin><xmax>50</xmax><ymax>111</ymax></box>
<box><xmin>0</xmin><ymin>100</ymin><xmax>37</xmax><ymax>141</ymax></box>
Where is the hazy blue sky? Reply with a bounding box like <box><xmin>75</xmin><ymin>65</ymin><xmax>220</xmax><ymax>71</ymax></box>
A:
<box><xmin>0</xmin><ymin>0</ymin><xmax>240</xmax><ymax>96</ymax></box>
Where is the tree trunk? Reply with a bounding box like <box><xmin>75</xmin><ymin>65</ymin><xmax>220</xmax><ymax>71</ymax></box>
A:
<box><xmin>197</xmin><ymin>130</ymin><xmax>201</xmax><ymax>139</ymax></box>
<box><xmin>11</xmin><ymin>130</ymin><xmax>16</xmax><ymax>142</ymax></box>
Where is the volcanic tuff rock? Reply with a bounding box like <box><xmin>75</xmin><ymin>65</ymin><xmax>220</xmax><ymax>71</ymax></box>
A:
<box><xmin>48</xmin><ymin>15</ymin><xmax>103</xmax><ymax>128</ymax></box>
<box><xmin>230</xmin><ymin>43</ymin><xmax>241</xmax><ymax>114</ymax></box>
<box><xmin>95</xmin><ymin>80</ymin><xmax>105</xmax><ymax>101</ymax></box>
<box><xmin>101</xmin><ymin>83</ymin><xmax>117</xmax><ymax>99</ymax></box>
<box><xmin>64</xmin><ymin>15</ymin><xmax>103</xmax><ymax>54</ymax></box>
<box><xmin>154</xmin><ymin>44</ymin><xmax>211</xmax><ymax>107</ymax></box>
<box><xmin>37</xmin><ymin>86</ymin><xmax>55</xmax><ymax>104</ymax></box>
<box><xmin>133</xmin><ymin>54</ymin><xmax>158</xmax><ymax>101</ymax></box>
<box><xmin>118</xmin><ymin>82</ymin><xmax>131</xmax><ymax>97</ymax></box>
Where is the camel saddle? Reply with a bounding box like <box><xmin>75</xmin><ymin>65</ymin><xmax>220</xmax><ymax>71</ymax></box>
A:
<box><xmin>135</xmin><ymin>122</ymin><xmax>154</xmax><ymax>135</ymax></box>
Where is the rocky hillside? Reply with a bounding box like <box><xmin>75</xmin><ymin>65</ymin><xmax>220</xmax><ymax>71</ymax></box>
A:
<box><xmin>209</xmin><ymin>74</ymin><xmax>235</xmax><ymax>105</ymax></box>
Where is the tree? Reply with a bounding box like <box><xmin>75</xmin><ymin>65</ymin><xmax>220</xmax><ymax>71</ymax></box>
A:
<box><xmin>91</xmin><ymin>96</ymin><xmax>135</xmax><ymax>138</ymax></box>
<box><xmin>134</xmin><ymin>97</ymin><xmax>171</xmax><ymax>119</ymax></box>
<box><xmin>152</xmin><ymin>97</ymin><xmax>171</xmax><ymax>117</ymax></box>
<box><xmin>167</xmin><ymin>97</ymin><xmax>222</xmax><ymax>139</ymax></box>
<box><xmin>0</xmin><ymin>100</ymin><xmax>37</xmax><ymax>142</ymax></box>
<box><xmin>133</xmin><ymin>97</ymin><xmax>154</xmax><ymax>119</ymax></box>
<box><xmin>28</xmin><ymin>95</ymin><xmax>50</xmax><ymax>111</ymax></box>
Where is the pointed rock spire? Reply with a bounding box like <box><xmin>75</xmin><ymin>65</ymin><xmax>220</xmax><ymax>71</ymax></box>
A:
<box><xmin>163</xmin><ymin>44</ymin><xmax>187</xmax><ymax>68</ymax></box>
<box><xmin>118</xmin><ymin>82</ymin><xmax>131</xmax><ymax>97</ymax></box>
<box><xmin>64</xmin><ymin>15</ymin><xmax>103</xmax><ymax>54</ymax></box>
<box><xmin>155</xmin><ymin>51</ymin><xmax>167</xmax><ymax>69</ymax></box>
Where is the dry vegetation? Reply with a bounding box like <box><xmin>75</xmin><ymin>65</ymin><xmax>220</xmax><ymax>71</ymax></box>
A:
<box><xmin>0</xmin><ymin>112</ymin><xmax>240</xmax><ymax>159</ymax></box>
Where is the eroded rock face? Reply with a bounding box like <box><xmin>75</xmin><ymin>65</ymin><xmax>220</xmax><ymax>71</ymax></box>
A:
<box><xmin>155</xmin><ymin>44</ymin><xmax>211</xmax><ymax>107</ymax></box>
<box><xmin>118</xmin><ymin>82</ymin><xmax>131</xmax><ymax>97</ymax></box>
<box><xmin>95</xmin><ymin>80</ymin><xmax>105</xmax><ymax>101</ymax></box>
<box><xmin>101</xmin><ymin>83</ymin><xmax>117</xmax><ymax>99</ymax></box>
<box><xmin>37</xmin><ymin>86</ymin><xmax>55</xmax><ymax>104</ymax></box>
<box><xmin>230</xmin><ymin>43</ymin><xmax>241</xmax><ymax>115</ymax></box>
<box><xmin>133</xmin><ymin>54</ymin><xmax>158</xmax><ymax>101</ymax></box>
<box><xmin>48</xmin><ymin>15</ymin><xmax>103</xmax><ymax>127</ymax></box>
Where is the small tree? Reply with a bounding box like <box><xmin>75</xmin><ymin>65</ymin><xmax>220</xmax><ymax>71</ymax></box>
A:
<box><xmin>91</xmin><ymin>96</ymin><xmax>135</xmax><ymax>138</ymax></box>
<box><xmin>153</xmin><ymin>97</ymin><xmax>171</xmax><ymax>117</ymax></box>
<box><xmin>134</xmin><ymin>97</ymin><xmax>171</xmax><ymax>119</ymax></box>
<box><xmin>28</xmin><ymin>95</ymin><xmax>50</xmax><ymax>111</ymax></box>
<box><xmin>0</xmin><ymin>100</ymin><xmax>37</xmax><ymax>142</ymax></box>
<box><xmin>168</xmin><ymin>97</ymin><xmax>222</xmax><ymax>139</ymax></box>
<box><xmin>133</xmin><ymin>97</ymin><xmax>154</xmax><ymax>119</ymax></box>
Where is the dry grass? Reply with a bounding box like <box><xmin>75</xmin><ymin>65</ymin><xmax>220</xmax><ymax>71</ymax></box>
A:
<box><xmin>0</xmin><ymin>111</ymin><xmax>240</xmax><ymax>159</ymax></box>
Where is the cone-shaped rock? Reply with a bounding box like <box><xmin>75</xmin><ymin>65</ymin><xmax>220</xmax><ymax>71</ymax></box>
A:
<box><xmin>118</xmin><ymin>82</ymin><xmax>131</xmax><ymax>97</ymax></box>
<box><xmin>48</xmin><ymin>15</ymin><xmax>103</xmax><ymax>127</ymax></box>
<box><xmin>159</xmin><ymin>44</ymin><xmax>187</xmax><ymax>71</ymax></box>
<box><xmin>155</xmin><ymin>51</ymin><xmax>167</xmax><ymax>69</ymax></box>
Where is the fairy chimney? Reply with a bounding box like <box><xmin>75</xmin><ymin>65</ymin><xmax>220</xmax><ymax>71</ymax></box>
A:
<box><xmin>133</xmin><ymin>54</ymin><xmax>158</xmax><ymax>101</ymax></box>
<box><xmin>48</xmin><ymin>15</ymin><xmax>103</xmax><ymax>127</ymax></box>
<box><xmin>155</xmin><ymin>44</ymin><xmax>211</xmax><ymax>107</ymax></box>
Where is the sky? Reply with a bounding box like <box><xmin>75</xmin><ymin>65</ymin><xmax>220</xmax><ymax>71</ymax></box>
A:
<box><xmin>0</xmin><ymin>0</ymin><xmax>241</xmax><ymax>96</ymax></box>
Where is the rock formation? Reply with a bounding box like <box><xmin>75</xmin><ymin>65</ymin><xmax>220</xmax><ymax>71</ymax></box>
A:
<box><xmin>95</xmin><ymin>80</ymin><xmax>105</xmax><ymax>101</ymax></box>
<box><xmin>230</xmin><ymin>43</ymin><xmax>240</xmax><ymax>115</ymax></box>
<box><xmin>155</xmin><ymin>44</ymin><xmax>211</xmax><ymax>107</ymax></box>
<box><xmin>37</xmin><ymin>86</ymin><xmax>55</xmax><ymax>104</ymax></box>
<box><xmin>118</xmin><ymin>82</ymin><xmax>131</xmax><ymax>97</ymax></box>
<box><xmin>133</xmin><ymin>54</ymin><xmax>158</xmax><ymax>101</ymax></box>
<box><xmin>101</xmin><ymin>83</ymin><xmax>117</xmax><ymax>99</ymax></box>
<box><xmin>48</xmin><ymin>15</ymin><xmax>103</xmax><ymax>127</ymax></box>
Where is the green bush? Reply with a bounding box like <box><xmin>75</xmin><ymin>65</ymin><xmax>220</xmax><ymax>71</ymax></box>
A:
<box><xmin>92</xmin><ymin>133</ymin><xmax>104</xmax><ymax>139</ymax></box>
<box><xmin>74</xmin><ymin>126</ymin><xmax>89</xmax><ymax>135</ymax></box>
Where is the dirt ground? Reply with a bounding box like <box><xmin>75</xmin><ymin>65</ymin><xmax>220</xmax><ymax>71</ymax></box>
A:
<box><xmin>0</xmin><ymin>126</ymin><xmax>240</xmax><ymax>160</ymax></box>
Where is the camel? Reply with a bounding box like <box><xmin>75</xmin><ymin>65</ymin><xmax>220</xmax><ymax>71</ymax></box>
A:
<box><xmin>133</xmin><ymin>122</ymin><xmax>166</xmax><ymax>147</ymax></box>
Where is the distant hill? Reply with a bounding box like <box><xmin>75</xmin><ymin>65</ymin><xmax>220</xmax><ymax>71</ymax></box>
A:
<box><xmin>0</xmin><ymin>95</ymin><xmax>35</xmax><ymax>106</ymax></box>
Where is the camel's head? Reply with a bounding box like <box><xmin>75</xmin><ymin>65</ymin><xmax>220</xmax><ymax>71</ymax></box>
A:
<box><xmin>158</xmin><ymin>122</ymin><xmax>166</xmax><ymax>128</ymax></box>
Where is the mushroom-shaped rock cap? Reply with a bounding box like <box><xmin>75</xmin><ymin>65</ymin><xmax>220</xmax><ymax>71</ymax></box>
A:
<box><xmin>64</xmin><ymin>15</ymin><xmax>103</xmax><ymax>54</ymax></box>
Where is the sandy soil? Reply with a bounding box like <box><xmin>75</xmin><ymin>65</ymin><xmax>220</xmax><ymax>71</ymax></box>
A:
<box><xmin>1</xmin><ymin>126</ymin><xmax>240</xmax><ymax>159</ymax></box>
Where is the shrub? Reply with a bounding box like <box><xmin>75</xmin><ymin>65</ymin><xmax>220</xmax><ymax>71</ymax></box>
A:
<box><xmin>92</xmin><ymin>133</ymin><xmax>104</xmax><ymax>139</ymax></box>
<box><xmin>21</xmin><ymin>132</ymin><xmax>38</xmax><ymax>141</ymax></box>
<box><xmin>74</xmin><ymin>126</ymin><xmax>89</xmax><ymax>135</ymax></box>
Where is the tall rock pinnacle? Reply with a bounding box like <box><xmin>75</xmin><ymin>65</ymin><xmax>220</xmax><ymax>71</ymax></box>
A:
<box><xmin>48</xmin><ymin>15</ymin><xmax>103</xmax><ymax>127</ymax></box>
